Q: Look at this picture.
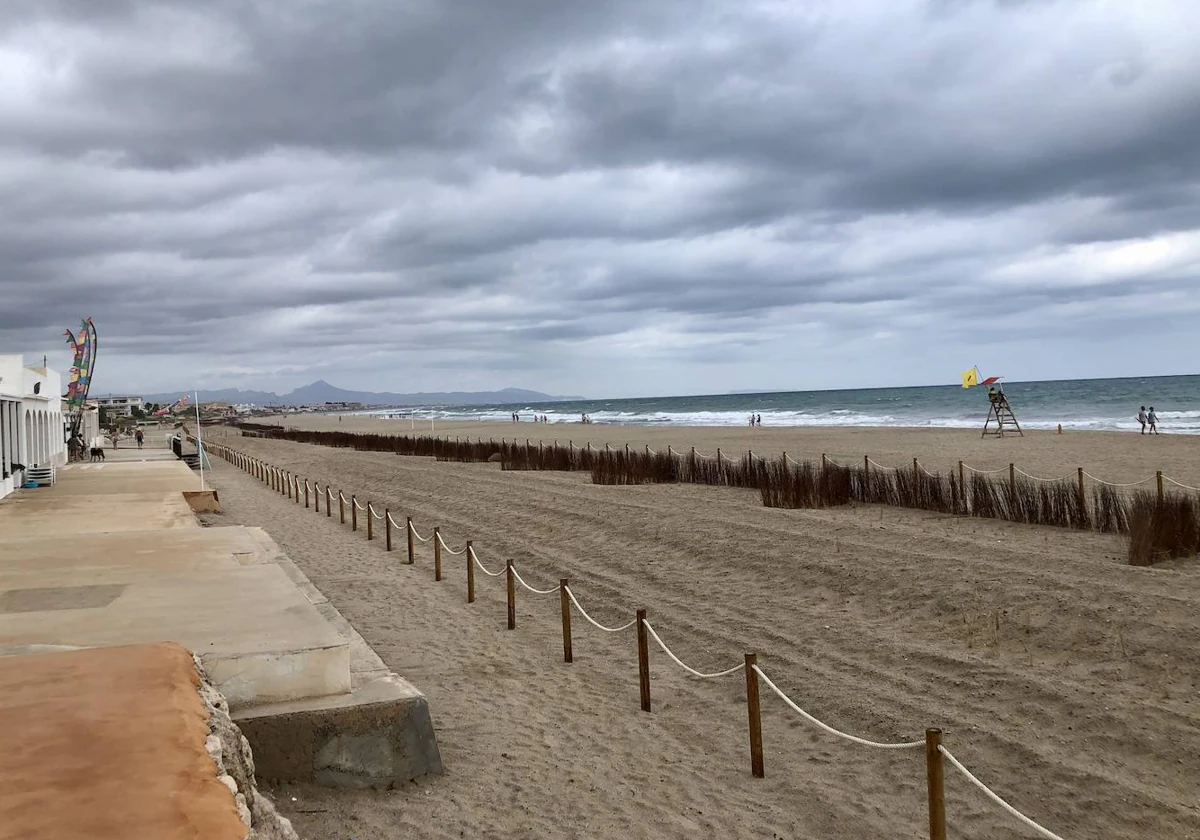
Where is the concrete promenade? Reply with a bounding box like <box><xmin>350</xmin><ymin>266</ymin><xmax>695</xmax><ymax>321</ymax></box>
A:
<box><xmin>0</xmin><ymin>447</ymin><xmax>442</xmax><ymax>837</ymax></box>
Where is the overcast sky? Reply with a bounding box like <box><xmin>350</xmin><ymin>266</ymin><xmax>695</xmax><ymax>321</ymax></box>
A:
<box><xmin>2</xmin><ymin>1</ymin><xmax>1198</xmax><ymax>399</ymax></box>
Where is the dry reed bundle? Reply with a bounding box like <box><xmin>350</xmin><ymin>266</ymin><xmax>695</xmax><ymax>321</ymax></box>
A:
<box><xmin>1127</xmin><ymin>491</ymin><xmax>1200</xmax><ymax>565</ymax></box>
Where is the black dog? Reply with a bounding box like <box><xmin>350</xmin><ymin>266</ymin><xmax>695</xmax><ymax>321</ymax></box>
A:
<box><xmin>89</xmin><ymin>447</ymin><xmax>106</xmax><ymax>462</ymax></box>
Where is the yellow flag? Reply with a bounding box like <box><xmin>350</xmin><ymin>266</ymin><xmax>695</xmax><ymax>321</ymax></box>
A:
<box><xmin>961</xmin><ymin>367</ymin><xmax>978</xmax><ymax>389</ymax></box>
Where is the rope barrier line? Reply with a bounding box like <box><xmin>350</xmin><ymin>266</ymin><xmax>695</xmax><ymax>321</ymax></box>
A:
<box><xmin>939</xmin><ymin>746</ymin><xmax>1067</xmax><ymax>840</ymax></box>
<box><xmin>469</xmin><ymin>546</ymin><xmax>506</xmax><ymax>577</ymax></box>
<box><xmin>371</xmin><ymin>506</ymin><xmax>384</xmax><ymax>520</ymax></box>
<box><xmin>511</xmin><ymin>566</ymin><xmax>559</xmax><ymax>595</ymax></box>
<box><xmin>1013</xmin><ymin>467</ymin><xmax>1073</xmax><ymax>483</ymax></box>
<box><xmin>1164</xmin><ymin>475</ymin><xmax>1200</xmax><ymax>492</ymax></box>
<box><xmin>436</xmin><ymin>532</ymin><xmax>467</xmax><ymax>555</ymax></box>
<box><xmin>751</xmin><ymin>665</ymin><xmax>924</xmax><ymax>750</ymax></box>
<box><xmin>642</xmin><ymin>620</ymin><xmax>744</xmax><ymax>678</ymax></box>
<box><xmin>563</xmin><ymin>586</ymin><xmax>637</xmax><ymax>632</ymax></box>
<box><xmin>866</xmin><ymin>457</ymin><xmax>899</xmax><ymax>472</ymax></box>
<box><xmin>1080</xmin><ymin>470</ymin><xmax>1154</xmax><ymax>489</ymax></box>
<box><xmin>962</xmin><ymin>463</ymin><xmax>1007</xmax><ymax>475</ymax></box>
<box><xmin>409</xmin><ymin>520</ymin><xmax>433</xmax><ymax>543</ymax></box>
<box><xmin>386</xmin><ymin>511</ymin><xmax>402</xmax><ymax>529</ymax></box>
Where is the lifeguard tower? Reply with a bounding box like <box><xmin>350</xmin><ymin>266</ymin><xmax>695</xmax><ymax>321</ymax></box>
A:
<box><xmin>962</xmin><ymin>366</ymin><xmax>1023</xmax><ymax>438</ymax></box>
<box><xmin>981</xmin><ymin>386</ymin><xmax>1022</xmax><ymax>437</ymax></box>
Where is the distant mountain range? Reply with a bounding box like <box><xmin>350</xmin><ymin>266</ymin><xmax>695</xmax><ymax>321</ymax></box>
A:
<box><xmin>138</xmin><ymin>380</ymin><xmax>583</xmax><ymax>407</ymax></box>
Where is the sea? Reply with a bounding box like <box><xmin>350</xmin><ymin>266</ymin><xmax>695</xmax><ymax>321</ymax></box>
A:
<box><xmin>359</xmin><ymin>375</ymin><xmax>1200</xmax><ymax>435</ymax></box>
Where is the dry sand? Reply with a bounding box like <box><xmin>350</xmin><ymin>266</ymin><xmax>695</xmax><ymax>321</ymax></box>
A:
<box><xmin>204</xmin><ymin>422</ymin><xmax>1200</xmax><ymax>839</ymax></box>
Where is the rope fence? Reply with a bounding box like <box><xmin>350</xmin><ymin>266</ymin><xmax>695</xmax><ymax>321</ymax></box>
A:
<box><xmin>199</xmin><ymin>434</ymin><xmax>1136</xmax><ymax>839</ymax></box>
<box><xmin>643</xmin><ymin>620</ymin><xmax>744</xmax><ymax>679</ymax></box>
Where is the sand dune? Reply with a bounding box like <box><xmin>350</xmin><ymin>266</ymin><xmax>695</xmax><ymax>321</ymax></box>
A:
<box><xmin>206</xmin><ymin>423</ymin><xmax>1200</xmax><ymax>839</ymax></box>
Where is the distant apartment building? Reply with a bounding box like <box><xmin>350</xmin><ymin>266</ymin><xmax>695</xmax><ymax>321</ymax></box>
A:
<box><xmin>94</xmin><ymin>395</ymin><xmax>144</xmax><ymax>417</ymax></box>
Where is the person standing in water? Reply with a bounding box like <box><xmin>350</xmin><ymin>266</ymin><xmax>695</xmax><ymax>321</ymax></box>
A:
<box><xmin>1148</xmin><ymin>407</ymin><xmax>1159</xmax><ymax>435</ymax></box>
<box><xmin>1137</xmin><ymin>406</ymin><xmax>1148</xmax><ymax>434</ymax></box>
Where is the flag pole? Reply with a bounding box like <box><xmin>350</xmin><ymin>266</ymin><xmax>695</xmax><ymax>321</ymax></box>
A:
<box><xmin>194</xmin><ymin>391</ymin><xmax>204</xmax><ymax>491</ymax></box>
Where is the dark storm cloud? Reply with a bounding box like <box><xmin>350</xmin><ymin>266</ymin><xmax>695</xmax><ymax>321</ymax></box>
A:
<box><xmin>1</xmin><ymin>0</ymin><xmax>1198</xmax><ymax>396</ymax></box>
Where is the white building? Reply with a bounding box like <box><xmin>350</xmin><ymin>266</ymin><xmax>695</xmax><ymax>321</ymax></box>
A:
<box><xmin>94</xmin><ymin>395</ymin><xmax>144</xmax><ymax>417</ymax></box>
<box><xmin>0</xmin><ymin>355</ymin><xmax>67</xmax><ymax>500</ymax></box>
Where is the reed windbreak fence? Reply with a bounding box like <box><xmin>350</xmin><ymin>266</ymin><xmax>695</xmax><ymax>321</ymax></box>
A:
<box><xmin>199</xmin><ymin>432</ymin><xmax>1105</xmax><ymax>839</ymax></box>
<box><xmin>228</xmin><ymin>422</ymin><xmax>1200</xmax><ymax>563</ymax></box>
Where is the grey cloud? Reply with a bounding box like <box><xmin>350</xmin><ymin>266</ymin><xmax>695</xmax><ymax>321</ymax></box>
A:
<box><xmin>1</xmin><ymin>0</ymin><xmax>1198</xmax><ymax>397</ymax></box>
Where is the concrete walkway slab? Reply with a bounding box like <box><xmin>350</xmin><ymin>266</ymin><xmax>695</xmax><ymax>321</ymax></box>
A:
<box><xmin>0</xmin><ymin>563</ymin><xmax>350</xmax><ymax>708</ymax></box>
<box><xmin>0</xmin><ymin>492</ymin><xmax>199</xmax><ymax>538</ymax></box>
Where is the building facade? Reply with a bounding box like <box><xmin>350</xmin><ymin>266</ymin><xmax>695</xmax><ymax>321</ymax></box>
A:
<box><xmin>0</xmin><ymin>355</ymin><xmax>67</xmax><ymax>500</ymax></box>
<box><xmin>94</xmin><ymin>395</ymin><xmax>144</xmax><ymax>417</ymax></box>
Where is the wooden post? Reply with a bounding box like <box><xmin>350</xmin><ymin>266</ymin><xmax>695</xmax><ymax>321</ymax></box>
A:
<box><xmin>560</xmin><ymin>579</ymin><xmax>573</xmax><ymax>663</ymax></box>
<box><xmin>339</xmin><ymin>491</ymin><xmax>344</xmax><ymax>524</ymax></box>
<box><xmin>716</xmin><ymin>447</ymin><xmax>722</xmax><ymax>462</ymax></box>
<box><xmin>1009</xmin><ymin>463</ymin><xmax>1016</xmax><ymax>497</ymax></box>
<box><xmin>958</xmin><ymin>460</ymin><xmax>966</xmax><ymax>514</ymax></box>
<box><xmin>506</xmin><ymin>559</ymin><xmax>516</xmax><ymax>630</ymax></box>
<box><xmin>304</xmin><ymin>481</ymin><xmax>310</xmax><ymax>508</ymax></box>
<box><xmin>314</xmin><ymin>483</ymin><xmax>320</xmax><ymax>513</ymax></box>
<box><xmin>745</xmin><ymin>653</ymin><xmax>764</xmax><ymax>778</ymax></box>
<box><xmin>466</xmin><ymin>541</ymin><xmax>475</xmax><ymax>604</ymax></box>
<box><xmin>433</xmin><ymin>527</ymin><xmax>442</xmax><ymax>581</ymax></box>
<box><xmin>864</xmin><ymin>454</ymin><xmax>869</xmax><ymax>475</ymax></box>
<box><xmin>914</xmin><ymin>457</ymin><xmax>920</xmax><ymax>479</ymax></box>
<box><xmin>326</xmin><ymin>488</ymin><xmax>332</xmax><ymax>517</ymax></box>
<box><xmin>287</xmin><ymin>472</ymin><xmax>292</xmax><ymax>499</ymax></box>
<box><xmin>385</xmin><ymin>509</ymin><xmax>393</xmax><ymax>550</ymax></box>
<box><xmin>1077</xmin><ymin>466</ymin><xmax>1086</xmax><ymax>509</ymax></box>
<box><xmin>625</xmin><ymin>443</ymin><xmax>630</xmax><ymax>457</ymax></box>
<box><xmin>406</xmin><ymin>516</ymin><xmax>415</xmax><ymax>565</ymax></box>
<box><xmin>1157</xmin><ymin>470</ymin><xmax>1164</xmax><ymax>503</ymax></box>
<box><xmin>366</xmin><ymin>504</ymin><xmax>374</xmax><ymax>540</ymax></box>
<box><xmin>351</xmin><ymin>495</ymin><xmax>358</xmax><ymax>531</ymax></box>
<box><xmin>636</xmin><ymin>609</ymin><xmax>651</xmax><ymax>712</ymax></box>
<box><xmin>926</xmin><ymin>729</ymin><xmax>946</xmax><ymax>840</ymax></box>
<box><xmin>821</xmin><ymin>453</ymin><xmax>827</xmax><ymax>469</ymax></box>
<box><xmin>294</xmin><ymin>476</ymin><xmax>300</xmax><ymax>505</ymax></box>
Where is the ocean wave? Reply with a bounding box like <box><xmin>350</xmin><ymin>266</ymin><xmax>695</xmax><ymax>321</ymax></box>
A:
<box><xmin>354</xmin><ymin>406</ymin><xmax>1200</xmax><ymax>434</ymax></box>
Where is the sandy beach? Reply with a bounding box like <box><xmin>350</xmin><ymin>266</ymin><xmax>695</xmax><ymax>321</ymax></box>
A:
<box><xmin>204</xmin><ymin>422</ymin><xmax>1200</xmax><ymax>839</ymax></box>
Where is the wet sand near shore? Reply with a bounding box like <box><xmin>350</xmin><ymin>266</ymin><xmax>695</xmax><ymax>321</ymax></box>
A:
<box><xmin>204</xmin><ymin>422</ymin><xmax>1200</xmax><ymax>839</ymax></box>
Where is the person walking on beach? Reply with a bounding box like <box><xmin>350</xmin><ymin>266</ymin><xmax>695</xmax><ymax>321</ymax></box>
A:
<box><xmin>1138</xmin><ymin>406</ymin><xmax>1148</xmax><ymax>434</ymax></box>
<box><xmin>1148</xmin><ymin>407</ymin><xmax>1159</xmax><ymax>435</ymax></box>
<box><xmin>135</xmin><ymin>428</ymin><xmax>145</xmax><ymax>449</ymax></box>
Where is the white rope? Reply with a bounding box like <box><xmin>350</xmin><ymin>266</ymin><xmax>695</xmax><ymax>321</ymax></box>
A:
<box><xmin>646</xmin><ymin>446</ymin><xmax>659</xmax><ymax>455</ymax></box>
<box><xmin>436</xmin><ymin>532</ymin><xmax>466</xmax><ymax>555</ymax></box>
<box><xmin>371</xmin><ymin>506</ymin><xmax>384</xmax><ymax>520</ymax></box>
<box><xmin>511</xmin><ymin>566</ymin><xmax>559</xmax><ymax>595</ymax></box>
<box><xmin>1014</xmin><ymin>467</ymin><xmax>1073</xmax><ymax>483</ymax></box>
<box><xmin>939</xmin><ymin>746</ymin><xmax>1067</xmax><ymax>840</ymax></box>
<box><xmin>469</xmin><ymin>546</ymin><xmax>506</xmax><ymax>577</ymax></box>
<box><xmin>564</xmin><ymin>586</ymin><xmax>637</xmax><ymax>632</ymax></box>
<box><xmin>409</xmin><ymin>520</ymin><xmax>432</xmax><ymax>543</ymax></box>
<box><xmin>386</xmin><ymin>511</ymin><xmax>402</xmax><ymax>530</ymax></box>
<box><xmin>962</xmin><ymin>463</ymin><xmax>1006</xmax><ymax>475</ymax></box>
<box><xmin>1081</xmin><ymin>470</ymin><xmax>1154</xmax><ymax>489</ymax></box>
<box><xmin>917</xmin><ymin>463</ymin><xmax>940</xmax><ymax>479</ymax></box>
<box><xmin>751</xmin><ymin>665</ymin><xmax>924</xmax><ymax>750</ymax></box>
<box><xmin>354</xmin><ymin>498</ymin><xmax>367</xmax><ymax>511</ymax></box>
<box><xmin>866</xmin><ymin>457</ymin><xmax>899</xmax><ymax>472</ymax></box>
<box><xmin>339</xmin><ymin>492</ymin><xmax>349</xmax><ymax>504</ymax></box>
<box><xmin>642</xmin><ymin>620</ymin><xmax>744</xmax><ymax>678</ymax></box>
<box><xmin>1164</xmin><ymin>475</ymin><xmax>1200</xmax><ymax>492</ymax></box>
<box><xmin>691</xmin><ymin>449</ymin><xmax>715</xmax><ymax>460</ymax></box>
